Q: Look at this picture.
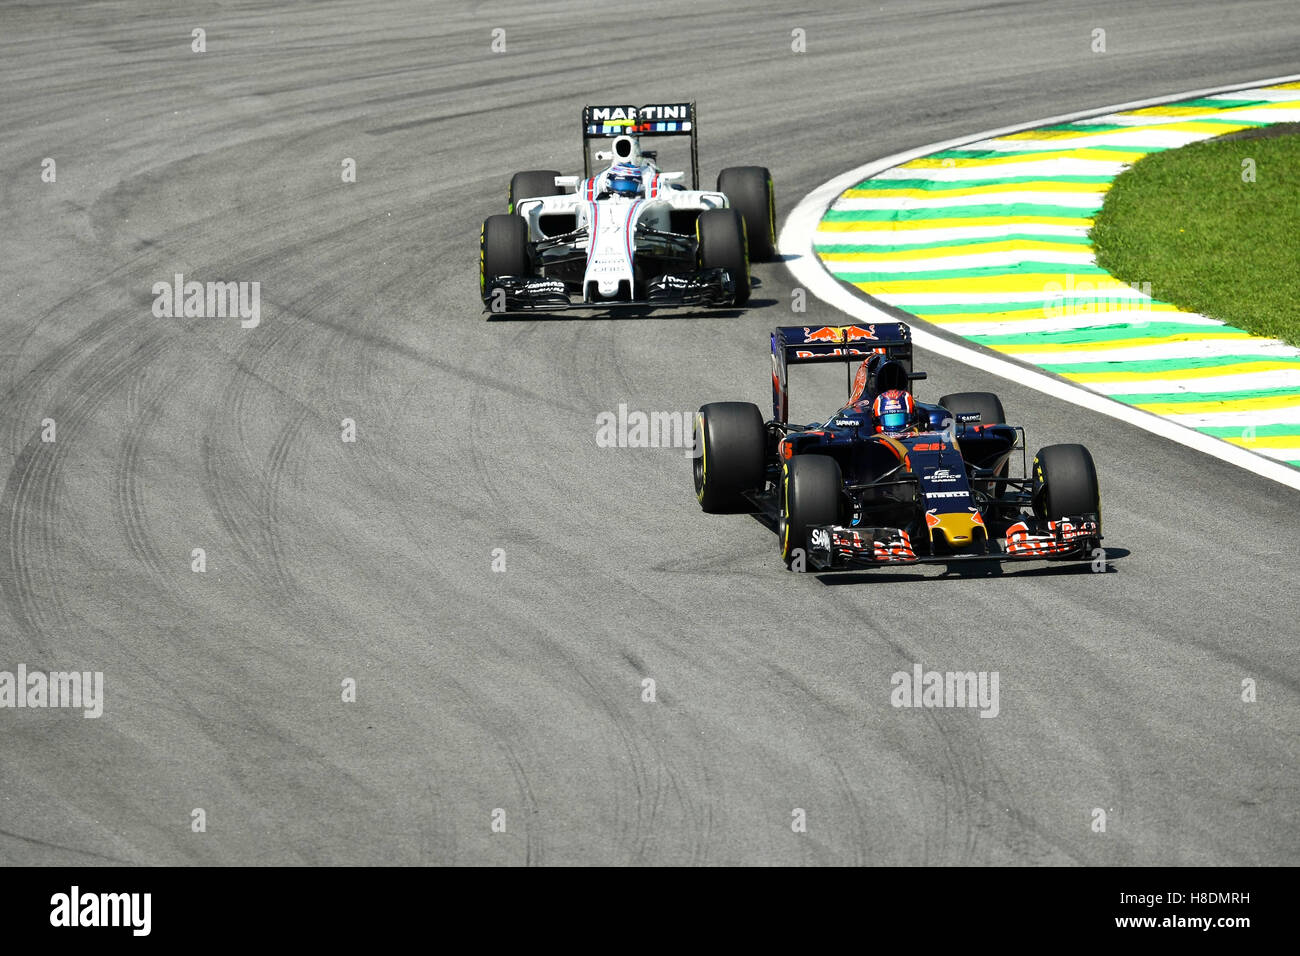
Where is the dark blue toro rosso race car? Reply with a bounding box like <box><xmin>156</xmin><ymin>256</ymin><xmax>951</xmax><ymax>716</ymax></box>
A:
<box><xmin>692</xmin><ymin>323</ymin><xmax>1102</xmax><ymax>570</ymax></box>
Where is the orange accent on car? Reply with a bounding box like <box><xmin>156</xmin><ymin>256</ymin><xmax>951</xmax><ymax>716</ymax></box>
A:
<box><xmin>848</xmin><ymin>360</ymin><xmax>870</xmax><ymax>405</ymax></box>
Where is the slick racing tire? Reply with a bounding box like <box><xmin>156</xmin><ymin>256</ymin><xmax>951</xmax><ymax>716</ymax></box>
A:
<box><xmin>779</xmin><ymin>454</ymin><xmax>842</xmax><ymax>569</ymax></box>
<box><xmin>939</xmin><ymin>391</ymin><xmax>1010</xmax><ymax>499</ymax></box>
<box><xmin>480</xmin><ymin>214</ymin><xmax>530</xmax><ymax>307</ymax></box>
<box><xmin>694</xmin><ymin>402</ymin><xmax>765</xmax><ymax>513</ymax></box>
<box><xmin>938</xmin><ymin>391</ymin><xmax>1006</xmax><ymax>427</ymax></box>
<box><xmin>696</xmin><ymin>208</ymin><xmax>751</xmax><ymax>305</ymax></box>
<box><xmin>1032</xmin><ymin>443</ymin><xmax>1101</xmax><ymax>533</ymax></box>
<box><xmin>717</xmin><ymin>166</ymin><xmax>776</xmax><ymax>262</ymax></box>
<box><xmin>508</xmin><ymin>170</ymin><xmax>563</xmax><ymax>213</ymax></box>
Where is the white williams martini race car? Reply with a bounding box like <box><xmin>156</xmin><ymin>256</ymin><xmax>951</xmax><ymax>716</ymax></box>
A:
<box><xmin>480</xmin><ymin>102</ymin><xmax>775</xmax><ymax>312</ymax></box>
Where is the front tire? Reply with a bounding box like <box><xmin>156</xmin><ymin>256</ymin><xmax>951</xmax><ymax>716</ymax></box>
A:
<box><xmin>480</xmin><ymin>214</ymin><xmax>530</xmax><ymax>306</ymax></box>
<box><xmin>1032</xmin><ymin>443</ymin><xmax>1101</xmax><ymax>531</ymax></box>
<box><xmin>779</xmin><ymin>455</ymin><xmax>842</xmax><ymax>568</ymax></box>
<box><xmin>693</xmin><ymin>402</ymin><xmax>765</xmax><ymax>512</ymax></box>
<box><xmin>697</xmin><ymin>208</ymin><xmax>750</xmax><ymax>306</ymax></box>
<box><xmin>508</xmin><ymin>170</ymin><xmax>562</xmax><ymax>213</ymax></box>
<box><xmin>717</xmin><ymin>166</ymin><xmax>776</xmax><ymax>262</ymax></box>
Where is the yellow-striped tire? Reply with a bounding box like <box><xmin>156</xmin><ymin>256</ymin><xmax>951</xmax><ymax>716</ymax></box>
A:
<box><xmin>694</xmin><ymin>402</ymin><xmax>765</xmax><ymax>512</ymax></box>
<box><xmin>779</xmin><ymin>455</ymin><xmax>842</xmax><ymax>567</ymax></box>
<box><xmin>696</xmin><ymin>209</ymin><xmax>750</xmax><ymax>306</ymax></box>
<box><xmin>718</xmin><ymin>166</ymin><xmax>775</xmax><ymax>262</ymax></box>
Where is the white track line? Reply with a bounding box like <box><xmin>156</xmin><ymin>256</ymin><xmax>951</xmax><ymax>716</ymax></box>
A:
<box><xmin>780</xmin><ymin>73</ymin><xmax>1300</xmax><ymax>492</ymax></box>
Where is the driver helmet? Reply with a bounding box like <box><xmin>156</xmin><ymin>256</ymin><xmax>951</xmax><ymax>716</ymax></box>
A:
<box><xmin>606</xmin><ymin>163</ymin><xmax>645</xmax><ymax>198</ymax></box>
<box><xmin>871</xmin><ymin>389</ymin><xmax>917</xmax><ymax>434</ymax></box>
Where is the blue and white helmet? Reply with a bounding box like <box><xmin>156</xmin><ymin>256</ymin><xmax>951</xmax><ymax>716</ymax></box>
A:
<box><xmin>606</xmin><ymin>163</ymin><xmax>645</xmax><ymax>198</ymax></box>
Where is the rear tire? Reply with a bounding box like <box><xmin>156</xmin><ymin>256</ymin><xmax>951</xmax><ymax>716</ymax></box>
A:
<box><xmin>939</xmin><ymin>391</ymin><xmax>1010</xmax><ymax>500</ymax></box>
<box><xmin>717</xmin><ymin>166</ymin><xmax>776</xmax><ymax>262</ymax></box>
<box><xmin>697</xmin><ymin>208</ymin><xmax>750</xmax><ymax>305</ymax></box>
<box><xmin>938</xmin><ymin>391</ymin><xmax>1006</xmax><ymax>426</ymax></box>
<box><xmin>508</xmin><ymin>170</ymin><xmax>562</xmax><ymax>213</ymax></box>
<box><xmin>480</xmin><ymin>214</ymin><xmax>530</xmax><ymax>306</ymax></box>
<box><xmin>1032</xmin><ymin>443</ymin><xmax>1101</xmax><ymax>531</ymax></box>
<box><xmin>779</xmin><ymin>455</ymin><xmax>842</xmax><ymax>568</ymax></box>
<box><xmin>693</xmin><ymin>402</ymin><xmax>766</xmax><ymax>513</ymax></box>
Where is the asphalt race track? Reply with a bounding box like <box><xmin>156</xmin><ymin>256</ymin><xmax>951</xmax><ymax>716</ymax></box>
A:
<box><xmin>2</xmin><ymin>0</ymin><xmax>1298</xmax><ymax>866</ymax></box>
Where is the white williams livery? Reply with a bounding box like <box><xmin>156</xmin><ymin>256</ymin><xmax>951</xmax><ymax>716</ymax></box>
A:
<box><xmin>480</xmin><ymin>102</ymin><xmax>775</xmax><ymax>313</ymax></box>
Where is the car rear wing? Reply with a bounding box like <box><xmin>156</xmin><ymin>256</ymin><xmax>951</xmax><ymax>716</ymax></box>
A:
<box><xmin>770</xmin><ymin>323</ymin><xmax>921</xmax><ymax>422</ymax></box>
<box><xmin>582</xmin><ymin>102</ymin><xmax>699</xmax><ymax>188</ymax></box>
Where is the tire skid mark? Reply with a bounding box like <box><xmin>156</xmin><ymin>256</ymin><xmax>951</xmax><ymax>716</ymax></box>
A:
<box><xmin>113</xmin><ymin>357</ymin><xmax>189</xmax><ymax>579</ymax></box>
<box><xmin>205</xmin><ymin>714</ymin><xmax>393</xmax><ymax>868</ymax></box>
<box><xmin>200</xmin><ymin>312</ymin><xmax>308</xmax><ymax>593</ymax></box>
<box><xmin>920</xmin><ymin>707</ymin><xmax>1067</xmax><ymax>865</ymax></box>
<box><xmin>3</xmin><ymin>313</ymin><xmax>139</xmax><ymax>644</ymax></box>
<box><xmin>415</xmin><ymin>780</ymin><xmax>459</xmax><ymax>866</ymax></box>
<box><xmin>571</xmin><ymin>665</ymin><xmax>655</xmax><ymax>864</ymax></box>
<box><xmin>195</xmin><ymin>253</ymin><xmax>355</xmax><ymax>595</ymax></box>
<box><xmin>570</xmin><ymin>649</ymin><xmax>717</xmax><ymax>866</ymax></box>
<box><xmin>1</xmin><ymin>331</ymin><xmax>167</xmax><ymax>648</ymax></box>
<box><xmin>500</xmin><ymin>738</ymin><xmax>542</xmax><ymax>867</ymax></box>
<box><xmin>980</xmin><ymin>751</ymin><xmax>1084</xmax><ymax>865</ymax></box>
<box><xmin>1067</xmin><ymin>674</ymin><xmax>1137</xmax><ymax>865</ymax></box>
<box><xmin>198</xmin><ymin>431</ymin><xmax>265</xmax><ymax>588</ymax></box>
<box><xmin>919</xmin><ymin>708</ymin><xmax>980</xmax><ymax>865</ymax></box>
<box><xmin>258</xmin><ymin>405</ymin><xmax>312</xmax><ymax>594</ymax></box>
<box><xmin>656</xmin><ymin>750</ymin><xmax>711</xmax><ymax>866</ymax></box>
<box><xmin>2</xmin><ymin>250</ymin><xmax>162</xmax><ymax>450</ymax></box>
<box><xmin>2</xmin><ymin>436</ymin><xmax>56</xmax><ymax>655</ymax></box>
<box><xmin>427</xmin><ymin>670</ymin><xmax>547</xmax><ymax>867</ymax></box>
<box><xmin>339</xmin><ymin>434</ymin><xmax>488</xmax><ymax>562</ymax></box>
<box><xmin>747</xmin><ymin>654</ymin><xmax>877</xmax><ymax>864</ymax></box>
<box><xmin>464</xmin><ymin>389</ymin><xmax>505</xmax><ymax>505</ymax></box>
<box><xmin>830</xmin><ymin>757</ymin><xmax>871</xmax><ymax>866</ymax></box>
<box><xmin>442</xmin><ymin>666</ymin><xmax>549</xmax><ymax>865</ymax></box>
<box><xmin>0</xmin><ymin>825</ymin><xmax>134</xmax><ymax>866</ymax></box>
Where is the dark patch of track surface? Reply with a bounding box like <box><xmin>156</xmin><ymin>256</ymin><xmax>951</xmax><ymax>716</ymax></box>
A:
<box><xmin>2</xmin><ymin>0</ymin><xmax>1297</xmax><ymax>864</ymax></box>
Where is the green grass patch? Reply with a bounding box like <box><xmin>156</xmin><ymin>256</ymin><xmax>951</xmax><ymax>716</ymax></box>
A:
<box><xmin>1090</xmin><ymin>130</ymin><xmax>1300</xmax><ymax>347</ymax></box>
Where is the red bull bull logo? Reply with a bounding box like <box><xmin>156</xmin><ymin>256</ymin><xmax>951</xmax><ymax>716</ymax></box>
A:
<box><xmin>801</xmin><ymin>324</ymin><xmax>879</xmax><ymax>344</ymax></box>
